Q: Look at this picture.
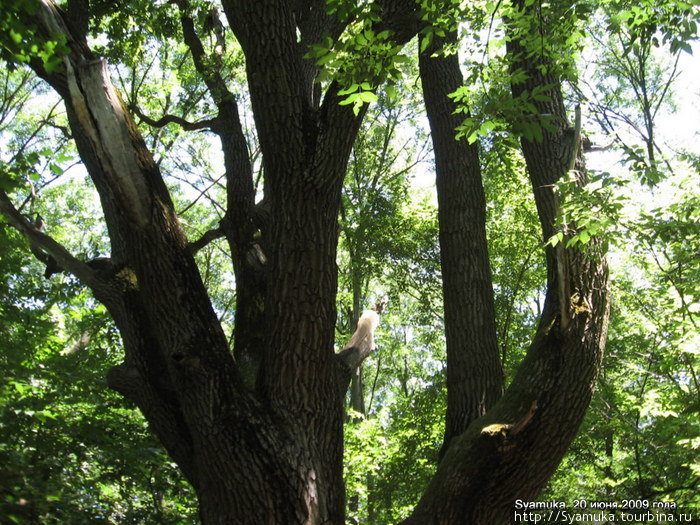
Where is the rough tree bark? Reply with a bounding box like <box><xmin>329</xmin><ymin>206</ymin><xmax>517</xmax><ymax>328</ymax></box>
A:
<box><xmin>1</xmin><ymin>1</ymin><xmax>610</xmax><ymax>524</ymax></box>
<box><xmin>419</xmin><ymin>32</ymin><xmax>505</xmax><ymax>455</ymax></box>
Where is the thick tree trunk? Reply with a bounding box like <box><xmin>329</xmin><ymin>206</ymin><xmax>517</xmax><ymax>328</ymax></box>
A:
<box><xmin>419</xmin><ymin>33</ymin><xmax>505</xmax><ymax>454</ymax></box>
<box><xmin>17</xmin><ymin>2</ymin><xmax>419</xmax><ymax>523</ymax></box>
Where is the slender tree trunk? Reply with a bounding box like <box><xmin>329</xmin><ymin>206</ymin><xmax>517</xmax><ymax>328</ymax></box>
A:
<box><xmin>419</xmin><ymin>33</ymin><xmax>505</xmax><ymax>455</ymax></box>
<box><xmin>349</xmin><ymin>274</ymin><xmax>367</xmax><ymax>418</ymax></box>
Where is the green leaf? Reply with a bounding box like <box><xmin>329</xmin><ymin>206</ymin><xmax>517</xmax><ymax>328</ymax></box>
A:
<box><xmin>339</xmin><ymin>93</ymin><xmax>360</xmax><ymax>105</ymax></box>
<box><xmin>358</xmin><ymin>91</ymin><xmax>378</xmax><ymax>103</ymax></box>
<box><xmin>316</xmin><ymin>53</ymin><xmax>335</xmax><ymax>66</ymax></box>
<box><xmin>339</xmin><ymin>84</ymin><xmax>360</xmax><ymax>96</ymax></box>
<box><xmin>420</xmin><ymin>31</ymin><xmax>434</xmax><ymax>53</ymax></box>
<box><xmin>549</xmin><ymin>231</ymin><xmax>564</xmax><ymax>247</ymax></box>
<box><xmin>9</xmin><ymin>29</ymin><xmax>22</xmax><ymax>45</ymax></box>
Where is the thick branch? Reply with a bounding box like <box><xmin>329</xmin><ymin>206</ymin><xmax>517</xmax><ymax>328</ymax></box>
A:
<box><xmin>174</xmin><ymin>0</ymin><xmax>235</xmax><ymax>106</ymax></box>
<box><xmin>420</xmin><ymin>32</ymin><xmax>503</xmax><ymax>452</ymax></box>
<box><xmin>402</xmin><ymin>5</ymin><xmax>610</xmax><ymax>523</ymax></box>
<box><xmin>315</xmin><ymin>0</ymin><xmax>422</xmax><ymax>187</ymax></box>
<box><xmin>173</xmin><ymin>0</ymin><xmax>255</xmax><ymax>245</ymax></box>
<box><xmin>377</xmin><ymin>0</ymin><xmax>423</xmax><ymax>42</ymax></box>
<box><xmin>29</xmin><ymin>0</ymin><xmax>249</xmax><ymax>471</ymax></box>
<box><xmin>174</xmin><ymin>2</ymin><xmax>268</xmax><ymax>390</ymax></box>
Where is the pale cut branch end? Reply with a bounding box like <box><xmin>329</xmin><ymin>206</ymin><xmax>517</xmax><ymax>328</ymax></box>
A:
<box><xmin>338</xmin><ymin>309</ymin><xmax>381</xmax><ymax>373</ymax></box>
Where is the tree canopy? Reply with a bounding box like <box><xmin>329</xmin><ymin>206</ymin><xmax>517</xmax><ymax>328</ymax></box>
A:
<box><xmin>0</xmin><ymin>0</ymin><xmax>698</xmax><ymax>523</ymax></box>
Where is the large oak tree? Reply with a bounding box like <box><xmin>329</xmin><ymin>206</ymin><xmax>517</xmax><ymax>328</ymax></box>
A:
<box><xmin>0</xmin><ymin>0</ymin><xmax>610</xmax><ymax>523</ymax></box>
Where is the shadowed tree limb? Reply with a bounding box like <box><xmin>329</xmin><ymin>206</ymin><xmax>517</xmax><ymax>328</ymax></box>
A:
<box><xmin>130</xmin><ymin>104</ymin><xmax>217</xmax><ymax>131</ymax></box>
<box><xmin>0</xmin><ymin>190</ymin><xmax>95</xmax><ymax>284</ymax></box>
<box><xmin>188</xmin><ymin>227</ymin><xmax>226</xmax><ymax>254</ymax></box>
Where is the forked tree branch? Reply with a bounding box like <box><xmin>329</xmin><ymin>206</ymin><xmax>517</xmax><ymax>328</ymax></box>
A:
<box><xmin>131</xmin><ymin>104</ymin><xmax>217</xmax><ymax>131</ymax></box>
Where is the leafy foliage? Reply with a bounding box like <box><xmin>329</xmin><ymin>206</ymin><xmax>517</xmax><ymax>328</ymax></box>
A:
<box><xmin>0</xmin><ymin>0</ymin><xmax>69</xmax><ymax>72</ymax></box>
<box><xmin>545</xmin><ymin>170</ymin><xmax>700</xmax><ymax>506</ymax></box>
<box><xmin>0</xmin><ymin>225</ymin><xmax>197</xmax><ymax>523</ymax></box>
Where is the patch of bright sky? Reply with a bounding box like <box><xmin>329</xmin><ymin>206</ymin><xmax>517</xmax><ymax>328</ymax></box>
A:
<box><xmin>584</xmin><ymin>44</ymin><xmax>699</xmax><ymax>301</ymax></box>
<box><xmin>586</xmin><ymin>44</ymin><xmax>700</xmax><ymax>176</ymax></box>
